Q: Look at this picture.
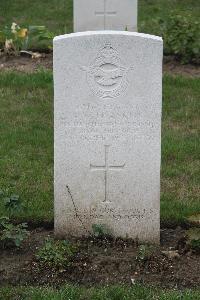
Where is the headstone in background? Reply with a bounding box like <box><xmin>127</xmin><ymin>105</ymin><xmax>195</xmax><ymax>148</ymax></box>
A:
<box><xmin>54</xmin><ymin>31</ymin><xmax>163</xmax><ymax>243</ymax></box>
<box><xmin>74</xmin><ymin>0</ymin><xmax>138</xmax><ymax>32</ymax></box>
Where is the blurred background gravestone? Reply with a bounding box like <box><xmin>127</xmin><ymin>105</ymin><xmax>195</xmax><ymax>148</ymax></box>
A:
<box><xmin>74</xmin><ymin>0</ymin><xmax>138</xmax><ymax>32</ymax></box>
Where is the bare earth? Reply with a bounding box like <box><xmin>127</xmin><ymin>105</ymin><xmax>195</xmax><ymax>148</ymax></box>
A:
<box><xmin>0</xmin><ymin>227</ymin><xmax>199</xmax><ymax>288</ymax></box>
<box><xmin>0</xmin><ymin>55</ymin><xmax>199</xmax><ymax>289</ymax></box>
<box><xmin>0</xmin><ymin>54</ymin><xmax>200</xmax><ymax>77</ymax></box>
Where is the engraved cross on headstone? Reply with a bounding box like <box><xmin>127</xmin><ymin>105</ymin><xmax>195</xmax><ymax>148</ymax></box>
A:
<box><xmin>90</xmin><ymin>145</ymin><xmax>125</xmax><ymax>203</ymax></box>
<box><xmin>95</xmin><ymin>0</ymin><xmax>117</xmax><ymax>29</ymax></box>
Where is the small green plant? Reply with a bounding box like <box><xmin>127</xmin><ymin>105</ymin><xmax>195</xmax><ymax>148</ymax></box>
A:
<box><xmin>157</xmin><ymin>13</ymin><xmax>200</xmax><ymax>64</ymax></box>
<box><xmin>0</xmin><ymin>189</ymin><xmax>25</xmax><ymax>218</ymax></box>
<box><xmin>0</xmin><ymin>216</ymin><xmax>9</xmax><ymax>228</ymax></box>
<box><xmin>36</xmin><ymin>238</ymin><xmax>77</xmax><ymax>270</ymax></box>
<box><xmin>186</xmin><ymin>228</ymin><xmax>200</xmax><ymax>252</ymax></box>
<box><xmin>186</xmin><ymin>214</ymin><xmax>200</xmax><ymax>227</ymax></box>
<box><xmin>136</xmin><ymin>244</ymin><xmax>155</xmax><ymax>263</ymax></box>
<box><xmin>0</xmin><ymin>189</ymin><xmax>29</xmax><ymax>248</ymax></box>
<box><xmin>4</xmin><ymin>194</ymin><xmax>24</xmax><ymax>217</ymax></box>
<box><xmin>26</xmin><ymin>25</ymin><xmax>54</xmax><ymax>50</ymax></box>
<box><xmin>92</xmin><ymin>224</ymin><xmax>110</xmax><ymax>238</ymax></box>
<box><xmin>0</xmin><ymin>217</ymin><xmax>29</xmax><ymax>248</ymax></box>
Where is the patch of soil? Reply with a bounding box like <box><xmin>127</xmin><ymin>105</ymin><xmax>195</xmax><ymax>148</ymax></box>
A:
<box><xmin>0</xmin><ymin>53</ymin><xmax>52</xmax><ymax>73</ymax></box>
<box><xmin>0</xmin><ymin>54</ymin><xmax>199</xmax><ymax>77</ymax></box>
<box><xmin>163</xmin><ymin>57</ymin><xmax>200</xmax><ymax>78</ymax></box>
<box><xmin>0</xmin><ymin>227</ymin><xmax>199</xmax><ymax>289</ymax></box>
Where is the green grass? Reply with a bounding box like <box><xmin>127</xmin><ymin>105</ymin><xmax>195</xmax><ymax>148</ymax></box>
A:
<box><xmin>0</xmin><ymin>0</ymin><xmax>73</xmax><ymax>35</ymax></box>
<box><xmin>0</xmin><ymin>71</ymin><xmax>199</xmax><ymax>224</ymax></box>
<box><xmin>0</xmin><ymin>0</ymin><xmax>199</xmax><ymax>35</ymax></box>
<box><xmin>161</xmin><ymin>75</ymin><xmax>200</xmax><ymax>223</ymax></box>
<box><xmin>0</xmin><ymin>284</ymin><xmax>200</xmax><ymax>300</ymax></box>
<box><xmin>0</xmin><ymin>71</ymin><xmax>53</xmax><ymax>222</ymax></box>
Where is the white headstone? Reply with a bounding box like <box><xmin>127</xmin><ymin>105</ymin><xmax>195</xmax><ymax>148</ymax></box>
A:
<box><xmin>74</xmin><ymin>0</ymin><xmax>138</xmax><ymax>32</ymax></box>
<box><xmin>54</xmin><ymin>31</ymin><xmax>163</xmax><ymax>243</ymax></box>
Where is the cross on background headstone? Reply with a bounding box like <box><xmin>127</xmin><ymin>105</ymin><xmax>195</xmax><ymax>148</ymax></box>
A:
<box><xmin>95</xmin><ymin>0</ymin><xmax>117</xmax><ymax>29</ymax></box>
<box><xmin>90</xmin><ymin>145</ymin><xmax>125</xmax><ymax>203</ymax></box>
<box><xmin>74</xmin><ymin>0</ymin><xmax>138</xmax><ymax>32</ymax></box>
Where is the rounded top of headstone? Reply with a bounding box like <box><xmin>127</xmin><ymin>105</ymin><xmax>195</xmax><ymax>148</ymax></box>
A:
<box><xmin>53</xmin><ymin>31</ymin><xmax>163</xmax><ymax>43</ymax></box>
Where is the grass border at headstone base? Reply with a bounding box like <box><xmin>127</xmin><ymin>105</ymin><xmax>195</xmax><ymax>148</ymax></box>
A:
<box><xmin>0</xmin><ymin>71</ymin><xmax>199</xmax><ymax>227</ymax></box>
<box><xmin>0</xmin><ymin>284</ymin><xmax>200</xmax><ymax>300</ymax></box>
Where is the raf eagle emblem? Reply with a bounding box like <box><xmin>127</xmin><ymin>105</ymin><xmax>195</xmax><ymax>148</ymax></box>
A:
<box><xmin>81</xmin><ymin>43</ymin><xmax>133</xmax><ymax>99</ymax></box>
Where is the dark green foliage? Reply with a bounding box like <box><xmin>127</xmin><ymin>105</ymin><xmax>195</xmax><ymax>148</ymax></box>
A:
<box><xmin>36</xmin><ymin>238</ymin><xmax>77</xmax><ymax>270</ymax></box>
<box><xmin>186</xmin><ymin>228</ymin><xmax>200</xmax><ymax>252</ymax></box>
<box><xmin>136</xmin><ymin>244</ymin><xmax>156</xmax><ymax>263</ymax></box>
<box><xmin>0</xmin><ymin>216</ymin><xmax>9</xmax><ymax>228</ymax></box>
<box><xmin>0</xmin><ymin>189</ymin><xmax>29</xmax><ymax>248</ymax></box>
<box><xmin>0</xmin><ymin>188</ymin><xmax>25</xmax><ymax>218</ymax></box>
<box><xmin>158</xmin><ymin>14</ymin><xmax>200</xmax><ymax>64</ymax></box>
<box><xmin>0</xmin><ymin>217</ymin><xmax>29</xmax><ymax>248</ymax></box>
<box><xmin>92</xmin><ymin>224</ymin><xmax>111</xmax><ymax>238</ymax></box>
<box><xmin>26</xmin><ymin>25</ymin><xmax>54</xmax><ymax>50</ymax></box>
<box><xmin>4</xmin><ymin>194</ymin><xmax>23</xmax><ymax>217</ymax></box>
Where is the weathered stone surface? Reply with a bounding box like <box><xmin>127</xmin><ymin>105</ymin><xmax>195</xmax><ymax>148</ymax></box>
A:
<box><xmin>54</xmin><ymin>31</ymin><xmax>163</xmax><ymax>243</ymax></box>
<box><xmin>74</xmin><ymin>0</ymin><xmax>137</xmax><ymax>32</ymax></box>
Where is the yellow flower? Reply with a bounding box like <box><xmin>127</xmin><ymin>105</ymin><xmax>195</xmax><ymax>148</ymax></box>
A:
<box><xmin>17</xmin><ymin>28</ymin><xmax>28</xmax><ymax>38</ymax></box>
